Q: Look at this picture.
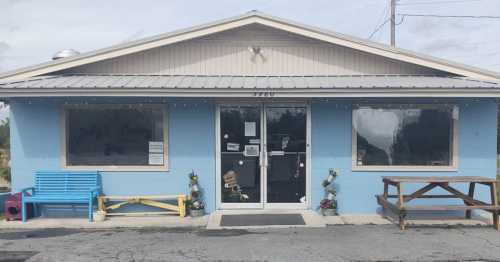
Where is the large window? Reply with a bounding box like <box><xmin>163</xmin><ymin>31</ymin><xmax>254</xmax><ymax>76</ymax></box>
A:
<box><xmin>63</xmin><ymin>105</ymin><xmax>167</xmax><ymax>170</ymax></box>
<box><xmin>352</xmin><ymin>105</ymin><xmax>457</xmax><ymax>171</ymax></box>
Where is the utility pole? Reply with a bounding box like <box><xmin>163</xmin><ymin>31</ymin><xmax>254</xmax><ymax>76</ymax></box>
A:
<box><xmin>390</xmin><ymin>0</ymin><xmax>396</xmax><ymax>47</ymax></box>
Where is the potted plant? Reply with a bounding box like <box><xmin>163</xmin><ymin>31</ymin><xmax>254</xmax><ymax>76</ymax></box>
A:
<box><xmin>320</xmin><ymin>169</ymin><xmax>339</xmax><ymax>216</ymax></box>
<box><xmin>187</xmin><ymin>199</ymin><xmax>205</xmax><ymax>217</ymax></box>
<box><xmin>187</xmin><ymin>171</ymin><xmax>205</xmax><ymax>217</ymax></box>
<box><xmin>94</xmin><ymin>210</ymin><xmax>107</xmax><ymax>222</ymax></box>
<box><xmin>320</xmin><ymin>199</ymin><xmax>337</xmax><ymax>216</ymax></box>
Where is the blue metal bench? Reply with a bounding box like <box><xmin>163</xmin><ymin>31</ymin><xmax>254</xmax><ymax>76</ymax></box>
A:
<box><xmin>21</xmin><ymin>171</ymin><xmax>100</xmax><ymax>222</ymax></box>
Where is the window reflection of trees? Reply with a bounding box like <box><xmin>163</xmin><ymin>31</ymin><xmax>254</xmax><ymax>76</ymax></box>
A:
<box><xmin>266</xmin><ymin>108</ymin><xmax>306</xmax><ymax>152</ymax></box>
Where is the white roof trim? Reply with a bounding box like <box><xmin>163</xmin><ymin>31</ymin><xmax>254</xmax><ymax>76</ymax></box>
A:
<box><xmin>1</xmin><ymin>11</ymin><xmax>499</xmax><ymax>82</ymax></box>
<box><xmin>2</xmin><ymin>87</ymin><xmax>500</xmax><ymax>98</ymax></box>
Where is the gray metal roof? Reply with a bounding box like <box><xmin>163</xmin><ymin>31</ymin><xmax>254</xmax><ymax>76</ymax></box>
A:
<box><xmin>1</xmin><ymin>74</ymin><xmax>499</xmax><ymax>89</ymax></box>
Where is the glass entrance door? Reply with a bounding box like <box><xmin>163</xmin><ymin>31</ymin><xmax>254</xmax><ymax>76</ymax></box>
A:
<box><xmin>219</xmin><ymin>105</ymin><xmax>263</xmax><ymax>208</ymax></box>
<box><xmin>218</xmin><ymin>104</ymin><xmax>308</xmax><ymax>209</ymax></box>
<box><xmin>264</xmin><ymin>106</ymin><xmax>307</xmax><ymax>208</ymax></box>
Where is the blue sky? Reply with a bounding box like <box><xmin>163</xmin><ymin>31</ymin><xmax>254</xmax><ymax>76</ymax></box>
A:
<box><xmin>1</xmin><ymin>0</ymin><xmax>500</xmax><ymax>119</ymax></box>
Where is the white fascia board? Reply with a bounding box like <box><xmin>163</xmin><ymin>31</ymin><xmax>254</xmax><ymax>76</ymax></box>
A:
<box><xmin>1</xmin><ymin>88</ymin><xmax>500</xmax><ymax>98</ymax></box>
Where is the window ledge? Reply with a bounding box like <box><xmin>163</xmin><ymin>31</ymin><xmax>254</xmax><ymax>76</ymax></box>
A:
<box><xmin>352</xmin><ymin>166</ymin><xmax>458</xmax><ymax>172</ymax></box>
<box><xmin>63</xmin><ymin>166</ymin><xmax>169</xmax><ymax>172</ymax></box>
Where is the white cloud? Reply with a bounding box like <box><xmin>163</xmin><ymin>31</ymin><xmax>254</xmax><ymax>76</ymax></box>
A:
<box><xmin>0</xmin><ymin>0</ymin><xmax>499</xmax><ymax>73</ymax></box>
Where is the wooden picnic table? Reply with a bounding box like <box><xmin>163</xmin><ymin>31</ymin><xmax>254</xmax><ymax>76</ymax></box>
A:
<box><xmin>376</xmin><ymin>176</ymin><xmax>499</xmax><ymax>230</ymax></box>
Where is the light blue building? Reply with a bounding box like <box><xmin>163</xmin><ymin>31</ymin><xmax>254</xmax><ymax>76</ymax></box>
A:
<box><xmin>1</xmin><ymin>12</ymin><xmax>499</xmax><ymax>216</ymax></box>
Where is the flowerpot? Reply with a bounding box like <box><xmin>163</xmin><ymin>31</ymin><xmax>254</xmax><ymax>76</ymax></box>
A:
<box><xmin>94</xmin><ymin>211</ymin><xmax>106</xmax><ymax>222</ymax></box>
<box><xmin>189</xmin><ymin>209</ymin><xmax>205</xmax><ymax>217</ymax></box>
<box><xmin>321</xmin><ymin>208</ymin><xmax>337</xmax><ymax>216</ymax></box>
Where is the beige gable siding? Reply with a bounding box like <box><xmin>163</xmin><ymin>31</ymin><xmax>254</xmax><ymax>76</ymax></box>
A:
<box><xmin>61</xmin><ymin>24</ymin><xmax>444</xmax><ymax>76</ymax></box>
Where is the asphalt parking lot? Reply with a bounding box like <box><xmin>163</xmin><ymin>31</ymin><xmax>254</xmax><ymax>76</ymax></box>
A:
<box><xmin>0</xmin><ymin>225</ymin><xmax>499</xmax><ymax>262</ymax></box>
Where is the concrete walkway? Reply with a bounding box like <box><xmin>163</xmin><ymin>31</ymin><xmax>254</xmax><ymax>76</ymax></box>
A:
<box><xmin>0</xmin><ymin>216</ymin><xmax>208</xmax><ymax>229</ymax></box>
<box><xmin>0</xmin><ymin>210</ymin><xmax>494</xmax><ymax>229</ymax></box>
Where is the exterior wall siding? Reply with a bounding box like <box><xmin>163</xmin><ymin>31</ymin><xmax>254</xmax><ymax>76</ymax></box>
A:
<box><xmin>10</xmin><ymin>98</ymin><xmax>216</xmax><ymax>214</ymax></box>
<box><xmin>9</xmin><ymin>97</ymin><xmax>497</xmax><ymax>215</ymax></box>
<box><xmin>310</xmin><ymin>99</ymin><xmax>498</xmax><ymax>214</ymax></box>
<box><xmin>62</xmin><ymin>25</ymin><xmax>442</xmax><ymax>76</ymax></box>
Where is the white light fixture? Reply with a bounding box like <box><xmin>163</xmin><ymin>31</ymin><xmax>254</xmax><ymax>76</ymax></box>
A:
<box><xmin>248</xmin><ymin>46</ymin><xmax>262</xmax><ymax>55</ymax></box>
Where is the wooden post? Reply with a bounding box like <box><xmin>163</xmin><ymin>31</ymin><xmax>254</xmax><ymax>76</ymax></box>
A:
<box><xmin>397</xmin><ymin>183</ymin><xmax>406</xmax><ymax>230</ymax></box>
<box><xmin>465</xmin><ymin>182</ymin><xmax>475</xmax><ymax>219</ymax></box>
<box><xmin>98</xmin><ymin>197</ymin><xmax>105</xmax><ymax>212</ymax></box>
<box><xmin>390</xmin><ymin>0</ymin><xmax>396</xmax><ymax>46</ymax></box>
<box><xmin>490</xmin><ymin>182</ymin><xmax>499</xmax><ymax>230</ymax></box>
<box><xmin>177</xmin><ymin>195</ymin><xmax>186</xmax><ymax>217</ymax></box>
<box><xmin>383</xmin><ymin>182</ymin><xmax>389</xmax><ymax>199</ymax></box>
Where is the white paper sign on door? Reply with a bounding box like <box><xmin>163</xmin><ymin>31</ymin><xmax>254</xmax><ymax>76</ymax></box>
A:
<box><xmin>244</xmin><ymin>122</ymin><xmax>256</xmax><ymax>137</ymax></box>
<box><xmin>243</xmin><ymin>145</ymin><xmax>259</xmax><ymax>157</ymax></box>
<box><xmin>227</xmin><ymin>143</ymin><xmax>240</xmax><ymax>151</ymax></box>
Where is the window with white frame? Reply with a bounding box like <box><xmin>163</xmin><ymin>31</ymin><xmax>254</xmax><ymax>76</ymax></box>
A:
<box><xmin>63</xmin><ymin>105</ymin><xmax>167</xmax><ymax>169</ymax></box>
<box><xmin>352</xmin><ymin>105</ymin><xmax>457</xmax><ymax>170</ymax></box>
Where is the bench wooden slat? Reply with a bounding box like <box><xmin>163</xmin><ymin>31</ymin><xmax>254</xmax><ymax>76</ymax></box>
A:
<box><xmin>383</xmin><ymin>176</ymin><xmax>496</xmax><ymax>183</ymax></box>
<box><xmin>100</xmin><ymin>195</ymin><xmax>184</xmax><ymax>200</ymax></box>
<box><xmin>22</xmin><ymin>171</ymin><xmax>100</xmax><ymax>222</ymax></box>
<box><xmin>98</xmin><ymin>195</ymin><xmax>186</xmax><ymax>217</ymax></box>
<box><xmin>404</xmin><ymin>205</ymin><xmax>500</xmax><ymax>211</ymax></box>
<box><xmin>386</xmin><ymin>194</ymin><xmax>457</xmax><ymax>199</ymax></box>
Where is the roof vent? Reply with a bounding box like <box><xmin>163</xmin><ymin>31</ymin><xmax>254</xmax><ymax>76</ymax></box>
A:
<box><xmin>52</xmin><ymin>49</ymin><xmax>80</xmax><ymax>60</ymax></box>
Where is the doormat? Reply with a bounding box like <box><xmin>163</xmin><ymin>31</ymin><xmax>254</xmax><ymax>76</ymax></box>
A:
<box><xmin>220</xmin><ymin>214</ymin><xmax>306</xmax><ymax>227</ymax></box>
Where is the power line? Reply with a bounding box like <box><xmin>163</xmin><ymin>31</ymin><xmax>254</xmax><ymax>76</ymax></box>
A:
<box><xmin>368</xmin><ymin>18</ymin><xmax>391</xmax><ymax>40</ymax></box>
<box><xmin>368</xmin><ymin>1</ymin><xmax>405</xmax><ymax>43</ymax></box>
<box><xmin>368</xmin><ymin>3</ymin><xmax>390</xmax><ymax>40</ymax></box>
<box><xmin>398</xmin><ymin>13</ymin><xmax>500</xmax><ymax>19</ymax></box>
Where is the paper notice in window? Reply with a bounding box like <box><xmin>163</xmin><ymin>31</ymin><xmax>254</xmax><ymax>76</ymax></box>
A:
<box><xmin>244</xmin><ymin>122</ymin><xmax>256</xmax><ymax>137</ymax></box>
<box><xmin>149</xmin><ymin>153</ymin><xmax>164</xmax><ymax>165</ymax></box>
<box><xmin>227</xmin><ymin>143</ymin><xmax>240</xmax><ymax>151</ymax></box>
<box><xmin>249</xmin><ymin>139</ymin><xmax>260</xmax><ymax>144</ymax></box>
<box><xmin>243</xmin><ymin>145</ymin><xmax>259</xmax><ymax>157</ymax></box>
<box><xmin>149</xmin><ymin>141</ymin><xmax>164</xmax><ymax>153</ymax></box>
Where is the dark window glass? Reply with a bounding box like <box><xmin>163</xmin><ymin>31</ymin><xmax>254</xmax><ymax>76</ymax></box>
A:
<box><xmin>66</xmin><ymin>106</ymin><xmax>165</xmax><ymax>166</ymax></box>
<box><xmin>354</xmin><ymin>106</ymin><xmax>454</xmax><ymax>167</ymax></box>
<box><xmin>220</xmin><ymin>107</ymin><xmax>261</xmax><ymax>203</ymax></box>
<box><xmin>266</xmin><ymin>107</ymin><xmax>306</xmax><ymax>203</ymax></box>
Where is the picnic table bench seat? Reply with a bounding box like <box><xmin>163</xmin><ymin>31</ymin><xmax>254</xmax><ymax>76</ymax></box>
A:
<box><xmin>376</xmin><ymin>176</ymin><xmax>500</xmax><ymax>230</ymax></box>
<box><xmin>21</xmin><ymin>171</ymin><xmax>100</xmax><ymax>222</ymax></box>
